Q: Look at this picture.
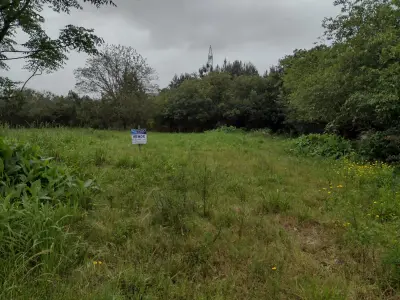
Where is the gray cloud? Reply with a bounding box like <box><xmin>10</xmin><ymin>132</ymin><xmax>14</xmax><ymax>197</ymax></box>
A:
<box><xmin>4</xmin><ymin>0</ymin><xmax>339</xmax><ymax>95</ymax></box>
<box><xmin>113</xmin><ymin>0</ymin><xmax>335</xmax><ymax>51</ymax></box>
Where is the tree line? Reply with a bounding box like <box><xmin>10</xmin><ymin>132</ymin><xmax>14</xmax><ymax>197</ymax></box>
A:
<box><xmin>1</xmin><ymin>0</ymin><xmax>400</xmax><ymax>159</ymax></box>
<box><xmin>1</xmin><ymin>42</ymin><xmax>288</xmax><ymax>132</ymax></box>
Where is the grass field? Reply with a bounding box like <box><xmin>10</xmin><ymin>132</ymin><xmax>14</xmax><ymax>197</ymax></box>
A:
<box><xmin>2</xmin><ymin>128</ymin><xmax>400</xmax><ymax>299</ymax></box>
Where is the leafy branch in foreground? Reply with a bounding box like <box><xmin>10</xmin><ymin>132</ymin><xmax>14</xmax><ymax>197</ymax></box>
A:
<box><xmin>0</xmin><ymin>0</ymin><xmax>116</xmax><ymax>91</ymax></box>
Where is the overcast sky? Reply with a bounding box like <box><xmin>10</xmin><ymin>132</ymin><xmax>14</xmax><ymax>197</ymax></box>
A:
<box><xmin>3</xmin><ymin>0</ymin><xmax>339</xmax><ymax>95</ymax></box>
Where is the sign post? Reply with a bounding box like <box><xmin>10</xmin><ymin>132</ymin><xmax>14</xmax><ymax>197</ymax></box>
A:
<box><xmin>131</xmin><ymin>128</ymin><xmax>147</xmax><ymax>151</ymax></box>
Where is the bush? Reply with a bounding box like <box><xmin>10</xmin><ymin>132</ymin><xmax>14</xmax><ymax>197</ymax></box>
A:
<box><xmin>357</xmin><ymin>130</ymin><xmax>400</xmax><ymax>164</ymax></box>
<box><xmin>259</xmin><ymin>190</ymin><xmax>291</xmax><ymax>214</ymax></box>
<box><xmin>208</xmin><ymin>125</ymin><xmax>244</xmax><ymax>134</ymax></box>
<box><xmin>151</xmin><ymin>190</ymin><xmax>195</xmax><ymax>234</ymax></box>
<box><xmin>250</xmin><ymin>128</ymin><xmax>273</xmax><ymax>138</ymax></box>
<box><xmin>0</xmin><ymin>138</ymin><xmax>97</xmax><ymax>208</ymax></box>
<box><xmin>0</xmin><ymin>138</ymin><xmax>98</xmax><ymax>298</ymax></box>
<box><xmin>290</xmin><ymin>134</ymin><xmax>353</xmax><ymax>159</ymax></box>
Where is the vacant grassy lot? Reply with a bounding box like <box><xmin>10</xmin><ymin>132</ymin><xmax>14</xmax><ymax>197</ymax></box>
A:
<box><xmin>2</xmin><ymin>128</ymin><xmax>400</xmax><ymax>299</ymax></box>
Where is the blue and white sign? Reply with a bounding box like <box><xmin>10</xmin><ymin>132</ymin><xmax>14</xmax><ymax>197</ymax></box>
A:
<box><xmin>131</xmin><ymin>129</ymin><xmax>147</xmax><ymax>145</ymax></box>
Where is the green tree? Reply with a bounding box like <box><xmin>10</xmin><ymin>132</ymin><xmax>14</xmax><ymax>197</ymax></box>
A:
<box><xmin>74</xmin><ymin>44</ymin><xmax>158</xmax><ymax>129</ymax></box>
<box><xmin>161</xmin><ymin>78</ymin><xmax>212</xmax><ymax>131</ymax></box>
<box><xmin>281</xmin><ymin>0</ymin><xmax>400</xmax><ymax>138</ymax></box>
<box><xmin>228</xmin><ymin>75</ymin><xmax>285</xmax><ymax>130</ymax></box>
<box><xmin>280</xmin><ymin>45</ymin><xmax>345</xmax><ymax>126</ymax></box>
<box><xmin>202</xmin><ymin>72</ymin><xmax>233</xmax><ymax>126</ymax></box>
<box><xmin>324</xmin><ymin>0</ymin><xmax>400</xmax><ymax>134</ymax></box>
<box><xmin>168</xmin><ymin>73</ymin><xmax>198</xmax><ymax>89</ymax></box>
<box><xmin>215</xmin><ymin>60</ymin><xmax>259</xmax><ymax>77</ymax></box>
<box><xmin>158</xmin><ymin>70</ymin><xmax>286</xmax><ymax>132</ymax></box>
<box><xmin>0</xmin><ymin>0</ymin><xmax>116</xmax><ymax>92</ymax></box>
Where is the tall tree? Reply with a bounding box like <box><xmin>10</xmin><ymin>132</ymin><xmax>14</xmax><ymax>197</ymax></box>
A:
<box><xmin>74</xmin><ymin>44</ymin><xmax>158</xmax><ymax>129</ymax></box>
<box><xmin>0</xmin><ymin>0</ymin><xmax>116</xmax><ymax>91</ymax></box>
<box><xmin>280</xmin><ymin>45</ymin><xmax>344</xmax><ymax>125</ymax></box>
<box><xmin>168</xmin><ymin>72</ymin><xmax>198</xmax><ymax>89</ymax></box>
<box><xmin>323</xmin><ymin>0</ymin><xmax>400</xmax><ymax>134</ymax></box>
<box><xmin>75</xmin><ymin>44</ymin><xmax>158</xmax><ymax>98</ymax></box>
<box><xmin>216</xmin><ymin>60</ymin><xmax>259</xmax><ymax>77</ymax></box>
<box><xmin>281</xmin><ymin>0</ymin><xmax>400</xmax><ymax>137</ymax></box>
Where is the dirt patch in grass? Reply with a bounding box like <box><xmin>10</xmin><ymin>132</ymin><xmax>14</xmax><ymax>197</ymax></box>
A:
<box><xmin>278</xmin><ymin>215</ymin><xmax>350</xmax><ymax>270</ymax></box>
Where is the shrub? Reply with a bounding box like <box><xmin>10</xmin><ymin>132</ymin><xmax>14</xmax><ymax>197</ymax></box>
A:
<box><xmin>357</xmin><ymin>129</ymin><xmax>400</xmax><ymax>164</ymax></box>
<box><xmin>0</xmin><ymin>137</ymin><xmax>97</xmax><ymax>297</ymax></box>
<box><xmin>259</xmin><ymin>190</ymin><xmax>291</xmax><ymax>214</ymax></box>
<box><xmin>0</xmin><ymin>138</ymin><xmax>96</xmax><ymax>208</ymax></box>
<box><xmin>93</xmin><ymin>147</ymin><xmax>108</xmax><ymax>166</ymax></box>
<box><xmin>250</xmin><ymin>128</ymin><xmax>273</xmax><ymax>138</ymax></box>
<box><xmin>208</xmin><ymin>125</ymin><xmax>244</xmax><ymax>134</ymax></box>
<box><xmin>290</xmin><ymin>134</ymin><xmax>353</xmax><ymax>159</ymax></box>
<box><xmin>151</xmin><ymin>191</ymin><xmax>195</xmax><ymax>234</ymax></box>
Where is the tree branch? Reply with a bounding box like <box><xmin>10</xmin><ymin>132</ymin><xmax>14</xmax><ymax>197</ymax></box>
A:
<box><xmin>0</xmin><ymin>0</ymin><xmax>33</xmax><ymax>44</ymax></box>
<box><xmin>0</xmin><ymin>1</ymin><xmax>13</xmax><ymax>13</ymax></box>
<box><xmin>20</xmin><ymin>66</ymin><xmax>42</xmax><ymax>92</ymax></box>
<box><xmin>0</xmin><ymin>49</ymin><xmax>39</xmax><ymax>53</ymax></box>
<box><xmin>0</xmin><ymin>53</ymin><xmax>36</xmax><ymax>60</ymax></box>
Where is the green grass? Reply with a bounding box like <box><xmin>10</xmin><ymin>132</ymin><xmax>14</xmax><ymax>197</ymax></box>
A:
<box><xmin>2</xmin><ymin>127</ymin><xmax>400</xmax><ymax>299</ymax></box>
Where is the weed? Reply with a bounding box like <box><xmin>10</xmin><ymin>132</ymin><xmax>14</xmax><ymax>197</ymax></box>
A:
<box><xmin>115</xmin><ymin>156</ymin><xmax>140</xmax><ymax>169</ymax></box>
<box><xmin>259</xmin><ymin>189</ymin><xmax>291</xmax><ymax>214</ymax></box>
<box><xmin>290</xmin><ymin>134</ymin><xmax>353</xmax><ymax>159</ymax></box>
<box><xmin>201</xmin><ymin>164</ymin><xmax>210</xmax><ymax>217</ymax></box>
<box><xmin>151</xmin><ymin>190</ymin><xmax>195</xmax><ymax>234</ymax></box>
<box><xmin>383</xmin><ymin>243</ymin><xmax>400</xmax><ymax>289</ymax></box>
<box><xmin>1</xmin><ymin>128</ymin><xmax>399</xmax><ymax>299</ymax></box>
<box><xmin>94</xmin><ymin>148</ymin><xmax>108</xmax><ymax>166</ymax></box>
<box><xmin>0</xmin><ymin>137</ymin><xmax>96</xmax><ymax>299</ymax></box>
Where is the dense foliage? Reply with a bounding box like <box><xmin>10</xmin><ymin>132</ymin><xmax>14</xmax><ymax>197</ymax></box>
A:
<box><xmin>158</xmin><ymin>68</ymin><xmax>285</xmax><ymax>132</ymax></box>
<box><xmin>0</xmin><ymin>0</ymin><xmax>116</xmax><ymax>95</ymax></box>
<box><xmin>0</xmin><ymin>137</ymin><xmax>97</xmax><ymax>297</ymax></box>
<box><xmin>290</xmin><ymin>134</ymin><xmax>353</xmax><ymax>159</ymax></box>
<box><xmin>279</xmin><ymin>0</ymin><xmax>400</xmax><ymax>161</ymax></box>
<box><xmin>282</xmin><ymin>0</ymin><xmax>400</xmax><ymax>137</ymax></box>
<box><xmin>0</xmin><ymin>59</ymin><xmax>286</xmax><ymax>132</ymax></box>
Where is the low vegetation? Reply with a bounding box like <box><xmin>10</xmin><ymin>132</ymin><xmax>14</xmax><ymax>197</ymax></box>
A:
<box><xmin>289</xmin><ymin>134</ymin><xmax>353</xmax><ymax>160</ymax></box>
<box><xmin>1</xmin><ymin>127</ymin><xmax>400</xmax><ymax>299</ymax></box>
<box><xmin>0</xmin><ymin>135</ymin><xmax>98</xmax><ymax>298</ymax></box>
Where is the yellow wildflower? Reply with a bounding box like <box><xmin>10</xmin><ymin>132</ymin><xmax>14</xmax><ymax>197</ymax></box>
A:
<box><xmin>337</xmin><ymin>185</ymin><xmax>343</xmax><ymax>188</ymax></box>
<box><xmin>271</xmin><ymin>266</ymin><xmax>277</xmax><ymax>270</ymax></box>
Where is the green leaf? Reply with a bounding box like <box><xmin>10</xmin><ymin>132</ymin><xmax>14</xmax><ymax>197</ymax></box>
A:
<box><xmin>84</xmin><ymin>179</ymin><xmax>93</xmax><ymax>188</ymax></box>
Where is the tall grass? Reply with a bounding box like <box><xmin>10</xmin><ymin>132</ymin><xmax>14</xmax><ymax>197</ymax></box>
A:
<box><xmin>0</xmin><ymin>136</ymin><xmax>97</xmax><ymax>299</ymax></box>
<box><xmin>1</xmin><ymin>127</ymin><xmax>400</xmax><ymax>299</ymax></box>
